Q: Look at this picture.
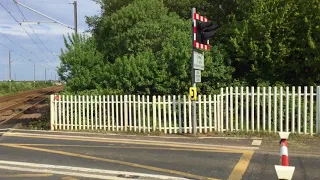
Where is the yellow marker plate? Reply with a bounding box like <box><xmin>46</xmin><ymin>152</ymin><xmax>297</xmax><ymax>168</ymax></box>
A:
<box><xmin>189</xmin><ymin>87</ymin><xmax>197</xmax><ymax>101</ymax></box>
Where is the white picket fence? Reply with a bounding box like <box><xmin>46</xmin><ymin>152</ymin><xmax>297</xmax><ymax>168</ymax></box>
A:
<box><xmin>50</xmin><ymin>86</ymin><xmax>320</xmax><ymax>135</ymax></box>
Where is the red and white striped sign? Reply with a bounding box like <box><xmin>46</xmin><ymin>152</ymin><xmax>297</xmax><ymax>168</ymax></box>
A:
<box><xmin>193</xmin><ymin>13</ymin><xmax>210</xmax><ymax>51</ymax></box>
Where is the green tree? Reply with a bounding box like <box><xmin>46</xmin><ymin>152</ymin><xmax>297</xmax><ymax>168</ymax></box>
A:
<box><xmin>58</xmin><ymin>34</ymin><xmax>105</xmax><ymax>93</ymax></box>
<box><xmin>96</xmin><ymin>0</ymin><xmax>234</xmax><ymax>95</ymax></box>
<box><xmin>61</xmin><ymin>0</ymin><xmax>233</xmax><ymax>95</ymax></box>
<box><xmin>220</xmin><ymin>0</ymin><xmax>320</xmax><ymax>86</ymax></box>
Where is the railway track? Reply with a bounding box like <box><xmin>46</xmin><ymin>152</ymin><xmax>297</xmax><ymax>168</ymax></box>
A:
<box><xmin>0</xmin><ymin>85</ymin><xmax>63</xmax><ymax>127</ymax></box>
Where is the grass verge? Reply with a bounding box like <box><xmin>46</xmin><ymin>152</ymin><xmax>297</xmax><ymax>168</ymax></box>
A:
<box><xmin>37</xmin><ymin>126</ymin><xmax>320</xmax><ymax>141</ymax></box>
<box><xmin>0</xmin><ymin>81</ymin><xmax>54</xmax><ymax>96</ymax></box>
<box><xmin>20</xmin><ymin>111</ymin><xmax>320</xmax><ymax>140</ymax></box>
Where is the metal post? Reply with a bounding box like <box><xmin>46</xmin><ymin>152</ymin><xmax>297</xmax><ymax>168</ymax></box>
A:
<box><xmin>9</xmin><ymin>51</ymin><xmax>11</xmax><ymax>81</ymax></box>
<box><xmin>9</xmin><ymin>51</ymin><xmax>12</xmax><ymax>92</ymax></box>
<box><xmin>191</xmin><ymin>8</ymin><xmax>197</xmax><ymax>135</ymax></box>
<box><xmin>33</xmin><ymin>63</ymin><xmax>36</xmax><ymax>88</ymax></box>
<box><xmin>73</xmin><ymin>0</ymin><xmax>78</xmax><ymax>71</ymax></box>
<box><xmin>74</xmin><ymin>0</ymin><xmax>78</xmax><ymax>34</ymax></box>
<box><xmin>317</xmin><ymin>86</ymin><xmax>320</xmax><ymax>135</ymax></box>
<box><xmin>45</xmin><ymin>69</ymin><xmax>47</xmax><ymax>83</ymax></box>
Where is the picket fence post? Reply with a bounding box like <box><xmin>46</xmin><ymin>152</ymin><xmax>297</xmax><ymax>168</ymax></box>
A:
<box><xmin>50</xmin><ymin>95</ymin><xmax>54</xmax><ymax>130</ymax></box>
<box><xmin>316</xmin><ymin>86</ymin><xmax>320</xmax><ymax>135</ymax></box>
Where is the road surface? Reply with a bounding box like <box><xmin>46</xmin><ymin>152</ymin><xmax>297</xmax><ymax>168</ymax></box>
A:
<box><xmin>0</xmin><ymin>129</ymin><xmax>319</xmax><ymax>180</ymax></box>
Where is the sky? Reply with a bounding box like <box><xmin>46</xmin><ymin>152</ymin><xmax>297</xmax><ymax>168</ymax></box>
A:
<box><xmin>0</xmin><ymin>0</ymin><xmax>101</xmax><ymax>81</ymax></box>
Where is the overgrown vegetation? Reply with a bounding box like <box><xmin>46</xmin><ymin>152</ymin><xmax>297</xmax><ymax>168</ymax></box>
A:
<box><xmin>24</xmin><ymin>106</ymin><xmax>51</xmax><ymax>130</ymax></box>
<box><xmin>58</xmin><ymin>0</ymin><xmax>320</xmax><ymax>95</ymax></box>
<box><xmin>0</xmin><ymin>81</ymin><xmax>54</xmax><ymax>96</ymax></box>
<box><xmin>53</xmin><ymin>0</ymin><xmax>320</xmax><ymax>135</ymax></box>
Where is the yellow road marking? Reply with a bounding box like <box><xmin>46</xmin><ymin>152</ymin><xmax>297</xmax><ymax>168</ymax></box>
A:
<box><xmin>3</xmin><ymin>133</ymin><xmax>246</xmax><ymax>153</ymax></box>
<box><xmin>2</xmin><ymin>133</ymin><xmax>256</xmax><ymax>179</ymax></box>
<box><xmin>0</xmin><ymin>173</ymin><xmax>52</xmax><ymax>178</ymax></box>
<box><xmin>2</xmin><ymin>143</ymin><xmax>239</xmax><ymax>154</ymax></box>
<box><xmin>228</xmin><ymin>150</ymin><xmax>254</xmax><ymax>180</ymax></box>
<box><xmin>1</xmin><ymin>144</ymin><xmax>220</xmax><ymax>180</ymax></box>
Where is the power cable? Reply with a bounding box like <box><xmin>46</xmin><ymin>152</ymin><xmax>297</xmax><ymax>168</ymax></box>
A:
<box><xmin>0</xmin><ymin>41</ymin><xmax>56</xmax><ymax>81</ymax></box>
<box><xmin>0</xmin><ymin>1</ymin><xmax>54</xmax><ymax>68</ymax></box>
<box><xmin>0</xmin><ymin>31</ymin><xmax>39</xmax><ymax>59</ymax></box>
<box><xmin>0</xmin><ymin>41</ymin><xmax>55</xmax><ymax>69</ymax></box>
<box><xmin>15</xmin><ymin>2</ymin><xmax>57</xmax><ymax>61</ymax></box>
<box><xmin>0</xmin><ymin>41</ymin><xmax>33</xmax><ymax>63</ymax></box>
<box><xmin>20</xmin><ymin>0</ymin><xmax>70</xmax><ymax>4</ymax></box>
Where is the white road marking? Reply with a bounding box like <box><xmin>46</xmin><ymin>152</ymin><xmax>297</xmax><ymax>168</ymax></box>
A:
<box><xmin>7</xmin><ymin>129</ymin><xmax>263</xmax><ymax>140</ymax></box>
<box><xmin>4</xmin><ymin>132</ymin><xmax>260</xmax><ymax>150</ymax></box>
<box><xmin>0</xmin><ymin>128</ymin><xmax>13</xmax><ymax>141</ymax></box>
<box><xmin>0</xmin><ymin>165</ymin><xmax>128</xmax><ymax>180</ymax></box>
<box><xmin>0</xmin><ymin>160</ymin><xmax>190</xmax><ymax>180</ymax></box>
<box><xmin>0</xmin><ymin>128</ymin><xmax>10</xmax><ymax>131</ymax></box>
<box><xmin>250</xmin><ymin>137</ymin><xmax>263</xmax><ymax>140</ymax></box>
<box><xmin>197</xmin><ymin>137</ymin><xmax>247</xmax><ymax>140</ymax></box>
<box><xmin>251</xmin><ymin>140</ymin><xmax>262</xmax><ymax>146</ymax></box>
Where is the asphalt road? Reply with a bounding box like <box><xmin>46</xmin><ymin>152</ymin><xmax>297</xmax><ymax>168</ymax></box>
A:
<box><xmin>0</xmin><ymin>129</ymin><xmax>319</xmax><ymax>180</ymax></box>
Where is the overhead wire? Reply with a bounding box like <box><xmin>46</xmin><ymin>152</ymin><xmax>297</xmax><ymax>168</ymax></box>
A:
<box><xmin>0</xmin><ymin>31</ymin><xmax>39</xmax><ymax>60</ymax></box>
<box><xmin>0</xmin><ymin>41</ymin><xmax>56</xmax><ymax>81</ymax></box>
<box><xmin>14</xmin><ymin>2</ymin><xmax>57</xmax><ymax>61</ymax></box>
<box><xmin>13</xmin><ymin>2</ymin><xmax>53</xmax><ymax>62</ymax></box>
<box><xmin>0</xmin><ymin>41</ymin><xmax>55</xmax><ymax>70</ymax></box>
<box><xmin>19</xmin><ymin>0</ymin><xmax>71</xmax><ymax>4</ymax></box>
<box><xmin>0</xmin><ymin>41</ymin><xmax>33</xmax><ymax>63</ymax></box>
<box><xmin>0</xmin><ymin>32</ymin><xmax>54</xmax><ymax>69</ymax></box>
<box><xmin>0</xmin><ymin>1</ymin><xmax>54</xmax><ymax>68</ymax></box>
<box><xmin>1</xmin><ymin>3</ymin><xmax>42</xmax><ymax>62</ymax></box>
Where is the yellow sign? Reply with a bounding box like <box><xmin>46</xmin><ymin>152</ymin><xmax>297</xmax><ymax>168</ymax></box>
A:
<box><xmin>189</xmin><ymin>87</ymin><xmax>197</xmax><ymax>101</ymax></box>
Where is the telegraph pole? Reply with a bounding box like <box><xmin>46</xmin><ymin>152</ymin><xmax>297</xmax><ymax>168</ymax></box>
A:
<box><xmin>74</xmin><ymin>0</ymin><xmax>78</xmax><ymax>34</ymax></box>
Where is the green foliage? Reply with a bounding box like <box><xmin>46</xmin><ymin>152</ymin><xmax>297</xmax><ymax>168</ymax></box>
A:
<box><xmin>218</xmin><ymin>0</ymin><xmax>320</xmax><ymax>86</ymax></box>
<box><xmin>163</xmin><ymin>0</ymin><xmax>211</xmax><ymax>19</ymax></box>
<box><xmin>61</xmin><ymin>0</ymin><xmax>234</xmax><ymax>95</ymax></box>
<box><xmin>58</xmin><ymin>33</ymin><xmax>105</xmax><ymax>93</ymax></box>
<box><xmin>61</xmin><ymin>0</ymin><xmax>320</xmax><ymax>96</ymax></box>
<box><xmin>26</xmin><ymin>108</ymin><xmax>51</xmax><ymax>130</ymax></box>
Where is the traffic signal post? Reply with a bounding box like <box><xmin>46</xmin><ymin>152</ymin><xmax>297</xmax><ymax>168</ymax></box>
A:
<box><xmin>190</xmin><ymin>8</ymin><xmax>219</xmax><ymax>134</ymax></box>
<box><xmin>191</xmin><ymin>7</ymin><xmax>197</xmax><ymax>135</ymax></box>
